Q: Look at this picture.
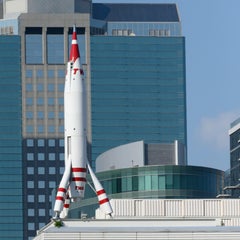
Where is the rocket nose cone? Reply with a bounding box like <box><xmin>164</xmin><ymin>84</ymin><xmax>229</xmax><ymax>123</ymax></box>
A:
<box><xmin>72</xmin><ymin>25</ymin><xmax>77</xmax><ymax>41</ymax></box>
<box><xmin>69</xmin><ymin>25</ymin><xmax>80</xmax><ymax>62</ymax></box>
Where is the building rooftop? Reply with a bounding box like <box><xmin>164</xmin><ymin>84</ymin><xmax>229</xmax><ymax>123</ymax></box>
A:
<box><xmin>34</xmin><ymin>199</ymin><xmax>240</xmax><ymax>239</ymax></box>
<box><xmin>92</xmin><ymin>3</ymin><xmax>180</xmax><ymax>22</ymax></box>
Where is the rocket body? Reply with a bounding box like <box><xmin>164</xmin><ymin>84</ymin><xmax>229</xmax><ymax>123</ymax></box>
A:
<box><xmin>53</xmin><ymin>26</ymin><xmax>112</xmax><ymax>219</ymax></box>
<box><xmin>64</xmin><ymin>46</ymin><xmax>87</xmax><ymax>199</ymax></box>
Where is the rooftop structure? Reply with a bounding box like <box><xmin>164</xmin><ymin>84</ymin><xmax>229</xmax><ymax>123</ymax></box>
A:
<box><xmin>96</xmin><ymin>140</ymin><xmax>186</xmax><ymax>173</ymax></box>
<box><xmin>34</xmin><ymin>199</ymin><xmax>240</xmax><ymax>240</ymax></box>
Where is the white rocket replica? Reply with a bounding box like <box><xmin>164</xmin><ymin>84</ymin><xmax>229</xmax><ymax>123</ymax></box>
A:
<box><xmin>53</xmin><ymin>25</ymin><xmax>113</xmax><ymax>219</ymax></box>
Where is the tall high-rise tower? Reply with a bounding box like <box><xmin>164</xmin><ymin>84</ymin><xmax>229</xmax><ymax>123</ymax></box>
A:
<box><xmin>90</xmin><ymin>4</ymin><xmax>186</xmax><ymax>168</ymax></box>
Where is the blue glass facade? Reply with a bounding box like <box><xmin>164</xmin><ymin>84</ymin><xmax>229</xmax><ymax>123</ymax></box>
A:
<box><xmin>91</xmin><ymin>36</ymin><xmax>186</xmax><ymax>167</ymax></box>
<box><xmin>0</xmin><ymin>36</ymin><xmax>23</xmax><ymax>239</ymax></box>
<box><xmin>229</xmin><ymin>118</ymin><xmax>240</xmax><ymax>197</ymax></box>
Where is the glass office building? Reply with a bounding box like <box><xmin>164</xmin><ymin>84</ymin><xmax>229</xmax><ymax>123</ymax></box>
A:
<box><xmin>91</xmin><ymin>36</ymin><xmax>186</xmax><ymax>165</ymax></box>
<box><xmin>0</xmin><ymin>36</ymin><xmax>23</xmax><ymax>239</ymax></box>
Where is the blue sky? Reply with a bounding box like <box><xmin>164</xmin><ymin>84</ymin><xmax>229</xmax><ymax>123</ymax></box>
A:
<box><xmin>93</xmin><ymin>0</ymin><xmax>240</xmax><ymax>171</ymax></box>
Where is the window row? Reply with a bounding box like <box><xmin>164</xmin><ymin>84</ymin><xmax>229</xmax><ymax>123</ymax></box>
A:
<box><xmin>27</xmin><ymin>166</ymin><xmax>64</xmax><ymax>175</ymax></box>
<box><xmin>27</xmin><ymin>181</ymin><xmax>45</xmax><ymax>188</ymax></box>
<box><xmin>27</xmin><ymin>152</ymin><xmax>64</xmax><ymax>161</ymax></box>
<box><xmin>28</xmin><ymin>208</ymin><xmax>46</xmax><ymax>217</ymax></box>
<box><xmin>26</xmin><ymin>125</ymin><xmax>64</xmax><ymax>133</ymax></box>
<box><xmin>26</xmin><ymin>69</ymin><xmax>65</xmax><ymax>78</ymax></box>
<box><xmin>97</xmin><ymin>174</ymin><xmax>220</xmax><ymax>196</ymax></box>
<box><xmin>26</xmin><ymin>111</ymin><xmax>64</xmax><ymax>119</ymax></box>
<box><xmin>28</xmin><ymin>222</ymin><xmax>47</xmax><ymax>231</ymax></box>
<box><xmin>26</xmin><ymin>83</ymin><xmax>64</xmax><ymax>92</ymax></box>
<box><xmin>26</xmin><ymin>138</ymin><xmax>64</xmax><ymax>147</ymax></box>
<box><xmin>27</xmin><ymin>180</ymin><xmax>56</xmax><ymax>189</ymax></box>
<box><xmin>108</xmin><ymin>22</ymin><xmax>181</xmax><ymax>36</ymax></box>
<box><xmin>28</xmin><ymin>194</ymin><xmax>46</xmax><ymax>203</ymax></box>
<box><xmin>25</xmin><ymin>27</ymin><xmax>86</xmax><ymax>65</ymax></box>
<box><xmin>26</xmin><ymin>97</ymin><xmax>64</xmax><ymax>105</ymax></box>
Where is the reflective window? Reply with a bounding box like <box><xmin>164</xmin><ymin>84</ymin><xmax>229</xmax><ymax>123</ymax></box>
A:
<box><xmin>60</xmin><ymin>167</ymin><xmax>64</xmax><ymax>174</ymax></box>
<box><xmin>48</xmin><ymin>125</ymin><xmax>55</xmax><ymax>133</ymax></box>
<box><xmin>48</xmin><ymin>98</ymin><xmax>54</xmax><ymax>105</ymax></box>
<box><xmin>26</xmin><ymin>125</ymin><xmax>33</xmax><ymax>133</ymax></box>
<box><xmin>38</xmin><ymin>153</ymin><xmax>44</xmax><ymax>161</ymax></box>
<box><xmin>38</xmin><ymin>209</ymin><xmax>46</xmax><ymax>216</ymax></box>
<box><xmin>27</xmin><ymin>153</ymin><xmax>34</xmax><ymax>161</ymax></box>
<box><xmin>25</xmin><ymin>27</ymin><xmax>43</xmax><ymax>64</ymax></box>
<box><xmin>38</xmin><ymin>167</ymin><xmax>45</xmax><ymax>174</ymax></box>
<box><xmin>38</xmin><ymin>125</ymin><xmax>44</xmax><ymax>133</ymax></box>
<box><xmin>26</xmin><ymin>69</ymin><xmax>33</xmax><ymax>78</ymax></box>
<box><xmin>58</xmin><ymin>83</ymin><xmax>64</xmax><ymax>91</ymax></box>
<box><xmin>28</xmin><ymin>223</ymin><xmax>35</xmax><ymax>230</ymax></box>
<box><xmin>28</xmin><ymin>209</ymin><xmax>34</xmax><ymax>216</ymax></box>
<box><xmin>59</xmin><ymin>139</ymin><xmax>64</xmax><ymax>147</ymax></box>
<box><xmin>37</xmin><ymin>139</ymin><xmax>44</xmax><ymax>147</ymax></box>
<box><xmin>37</xmin><ymin>111</ymin><xmax>44</xmax><ymax>119</ymax></box>
<box><xmin>26</xmin><ymin>98</ymin><xmax>33</xmax><ymax>105</ymax></box>
<box><xmin>28</xmin><ymin>195</ymin><xmax>34</xmax><ymax>202</ymax></box>
<box><xmin>58</xmin><ymin>69</ymin><xmax>65</xmax><ymax>78</ymax></box>
<box><xmin>37</xmin><ymin>97</ymin><xmax>44</xmax><ymax>105</ymax></box>
<box><xmin>47</xmin><ymin>28</ymin><xmax>64</xmax><ymax>64</ymax></box>
<box><xmin>27</xmin><ymin>167</ymin><xmax>34</xmax><ymax>174</ymax></box>
<box><xmin>38</xmin><ymin>181</ymin><xmax>45</xmax><ymax>188</ymax></box>
<box><xmin>48</xmin><ymin>112</ymin><xmax>54</xmax><ymax>119</ymax></box>
<box><xmin>36</xmin><ymin>69</ymin><xmax>43</xmax><ymax>78</ymax></box>
<box><xmin>48</xmin><ymin>70</ymin><xmax>54</xmax><ymax>78</ymax></box>
<box><xmin>49</xmin><ymin>181</ymin><xmax>56</xmax><ymax>188</ymax></box>
<box><xmin>26</xmin><ymin>83</ymin><xmax>33</xmax><ymax>91</ymax></box>
<box><xmin>27</xmin><ymin>181</ymin><xmax>34</xmax><ymax>188</ymax></box>
<box><xmin>27</xmin><ymin>139</ymin><xmax>34</xmax><ymax>147</ymax></box>
<box><xmin>48</xmin><ymin>139</ymin><xmax>55</xmax><ymax>147</ymax></box>
<box><xmin>58</xmin><ymin>111</ymin><xmax>64</xmax><ymax>119</ymax></box>
<box><xmin>38</xmin><ymin>195</ymin><xmax>45</xmax><ymax>202</ymax></box>
<box><xmin>26</xmin><ymin>111</ymin><xmax>33</xmax><ymax>119</ymax></box>
<box><xmin>49</xmin><ymin>167</ymin><xmax>56</xmax><ymax>174</ymax></box>
<box><xmin>49</xmin><ymin>153</ymin><xmax>55</xmax><ymax>161</ymax></box>
<box><xmin>59</xmin><ymin>125</ymin><xmax>64</xmax><ymax>133</ymax></box>
<box><xmin>59</xmin><ymin>153</ymin><xmax>64</xmax><ymax>161</ymax></box>
<box><xmin>39</xmin><ymin>209</ymin><xmax>45</xmax><ymax>216</ymax></box>
<box><xmin>39</xmin><ymin>223</ymin><xmax>45</xmax><ymax>229</ymax></box>
<box><xmin>48</xmin><ymin>83</ymin><xmax>54</xmax><ymax>92</ymax></box>
<box><xmin>58</xmin><ymin>97</ymin><xmax>63</xmax><ymax>105</ymax></box>
<box><xmin>37</xmin><ymin>83</ymin><xmax>43</xmax><ymax>91</ymax></box>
